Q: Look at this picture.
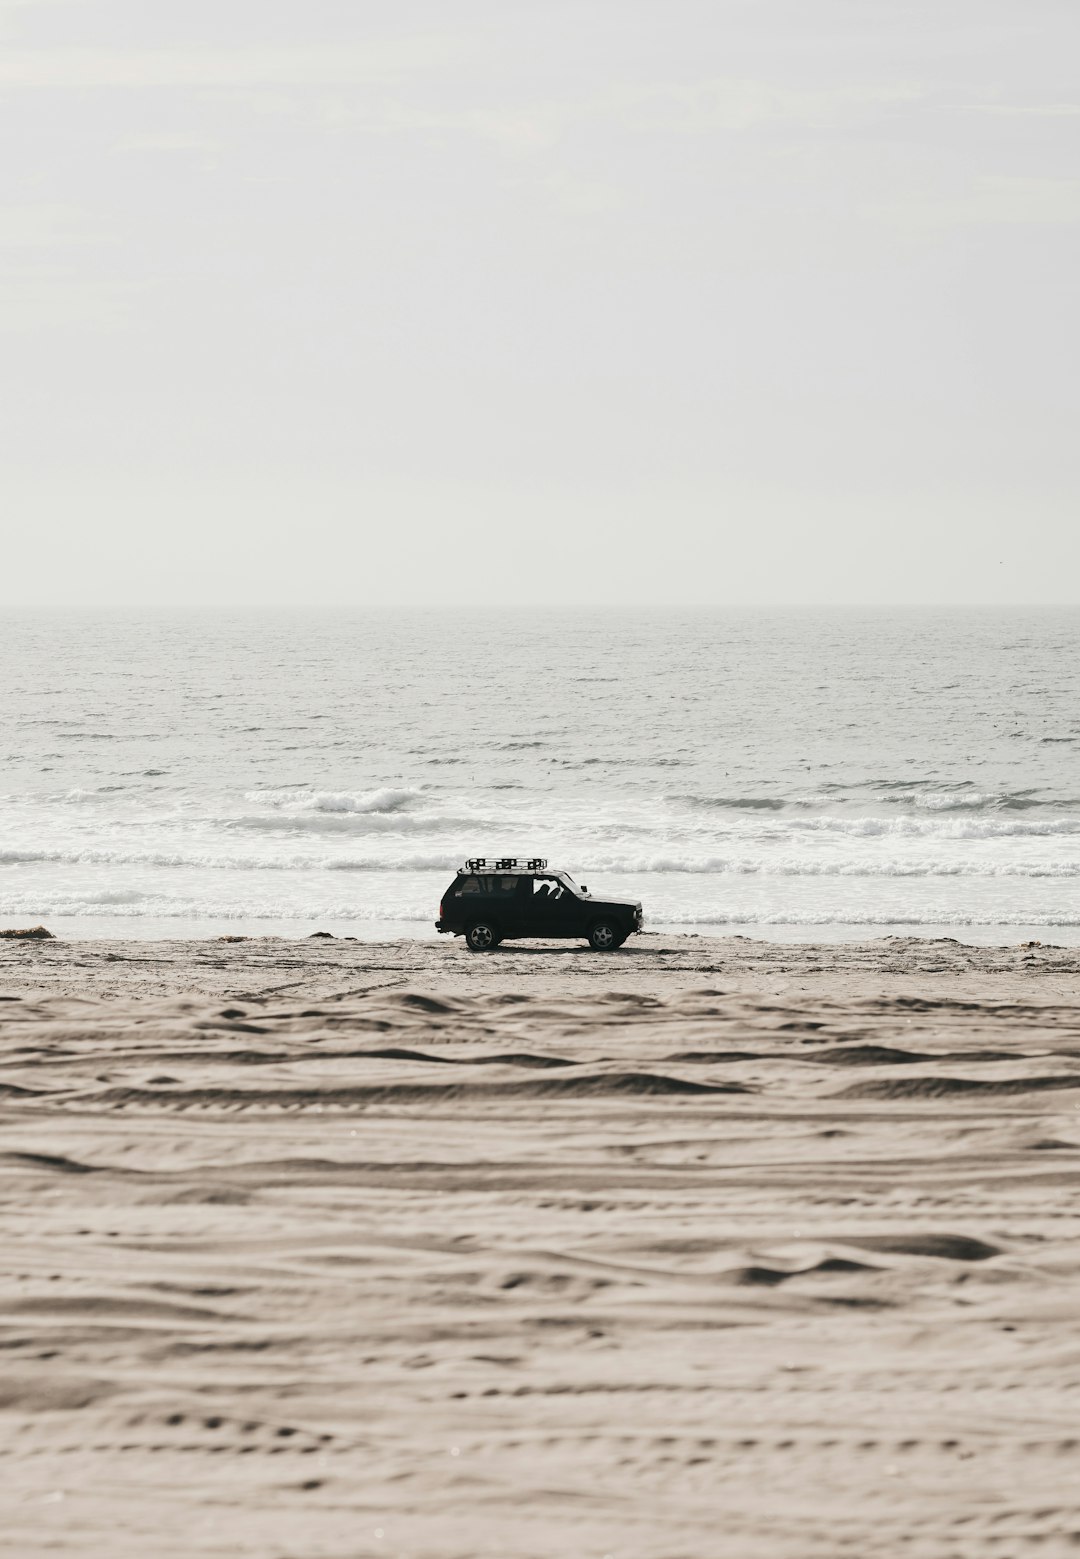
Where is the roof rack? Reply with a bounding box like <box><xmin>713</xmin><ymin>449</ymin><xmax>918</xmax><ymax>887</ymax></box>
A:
<box><xmin>463</xmin><ymin>857</ymin><xmax>547</xmax><ymax>873</ymax></box>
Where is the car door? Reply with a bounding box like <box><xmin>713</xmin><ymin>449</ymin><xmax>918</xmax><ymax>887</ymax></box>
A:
<box><xmin>488</xmin><ymin>874</ymin><xmax>522</xmax><ymax>935</ymax></box>
<box><xmin>551</xmin><ymin>875</ymin><xmax>588</xmax><ymax>937</ymax></box>
<box><xmin>528</xmin><ymin>876</ymin><xmax>578</xmax><ymax>939</ymax></box>
<box><xmin>454</xmin><ymin>874</ymin><xmax>485</xmax><ymax>926</ymax></box>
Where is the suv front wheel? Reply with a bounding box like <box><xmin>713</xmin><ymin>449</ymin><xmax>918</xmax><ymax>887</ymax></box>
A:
<box><xmin>588</xmin><ymin>920</ymin><xmax>623</xmax><ymax>951</ymax></box>
<box><xmin>465</xmin><ymin>921</ymin><xmax>498</xmax><ymax>952</ymax></box>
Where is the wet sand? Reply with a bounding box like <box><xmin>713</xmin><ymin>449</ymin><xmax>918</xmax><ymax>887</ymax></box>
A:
<box><xmin>3</xmin><ymin>934</ymin><xmax>1080</xmax><ymax>1556</ymax></box>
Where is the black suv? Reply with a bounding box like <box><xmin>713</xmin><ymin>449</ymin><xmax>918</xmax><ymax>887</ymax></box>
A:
<box><xmin>436</xmin><ymin>858</ymin><xmax>643</xmax><ymax>952</ymax></box>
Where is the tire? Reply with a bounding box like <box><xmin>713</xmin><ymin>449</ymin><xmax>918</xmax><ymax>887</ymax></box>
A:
<box><xmin>466</xmin><ymin>921</ymin><xmax>498</xmax><ymax>952</ymax></box>
<box><xmin>588</xmin><ymin>920</ymin><xmax>622</xmax><ymax>951</ymax></box>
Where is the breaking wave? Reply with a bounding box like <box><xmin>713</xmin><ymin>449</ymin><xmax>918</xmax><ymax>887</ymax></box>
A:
<box><xmin>872</xmin><ymin>788</ymin><xmax>1051</xmax><ymax>812</ymax></box>
<box><xmin>780</xmin><ymin>815</ymin><xmax>1080</xmax><ymax>840</ymax></box>
<box><xmin>3</xmin><ymin>845</ymin><xmax>1080</xmax><ymax>878</ymax></box>
<box><xmin>674</xmin><ymin>795</ymin><xmax>786</xmax><ymax>811</ymax></box>
<box><xmin>244</xmin><ymin>787</ymin><xmax>423</xmax><ymax>814</ymax></box>
<box><xmin>228</xmin><ymin>811</ymin><xmax>480</xmax><ymax>836</ymax></box>
<box><xmin>673</xmin><ymin>787</ymin><xmax>1079</xmax><ymax>815</ymax></box>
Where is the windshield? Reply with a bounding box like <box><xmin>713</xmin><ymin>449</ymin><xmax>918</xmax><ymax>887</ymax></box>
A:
<box><xmin>557</xmin><ymin>872</ymin><xmax>581</xmax><ymax>895</ymax></box>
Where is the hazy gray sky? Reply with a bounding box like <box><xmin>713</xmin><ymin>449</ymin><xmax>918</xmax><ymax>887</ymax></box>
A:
<box><xmin>2</xmin><ymin>0</ymin><xmax>1078</xmax><ymax>604</ymax></box>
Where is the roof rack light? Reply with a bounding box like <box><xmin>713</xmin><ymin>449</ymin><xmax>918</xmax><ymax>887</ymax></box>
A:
<box><xmin>463</xmin><ymin>857</ymin><xmax>546</xmax><ymax>873</ymax></box>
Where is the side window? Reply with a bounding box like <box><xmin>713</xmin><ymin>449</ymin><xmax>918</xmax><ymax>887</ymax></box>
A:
<box><xmin>459</xmin><ymin>877</ymin><xmax>482</xmax><ymax>894</ymax></box>
<box><xmin>532</xmin><ymin>877</ymin><xmax>562</xmax><ymax>899</ymax></box>
<box><xmin>473</xmin><ymin>876</ymin><xmax>517</xmax><ymax>894</ymax></box>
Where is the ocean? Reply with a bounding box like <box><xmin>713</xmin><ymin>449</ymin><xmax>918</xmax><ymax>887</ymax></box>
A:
<box><xmin>2</xmin><ymin>607</ymin><xmax>1078</xmax><ymax>943</ymax></box>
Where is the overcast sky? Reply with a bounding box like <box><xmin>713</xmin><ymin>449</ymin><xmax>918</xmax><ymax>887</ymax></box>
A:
<box><xmin>2</xmin><ymin>0</ymin><xmax>1078</xmax><ymax>605</ymax></box>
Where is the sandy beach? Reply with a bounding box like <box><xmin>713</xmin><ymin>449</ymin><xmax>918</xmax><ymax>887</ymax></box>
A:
<box><xmin>4</xmin><ymin>932</ymin><xmax>1080</xmax><ymax>1557</ymax></box>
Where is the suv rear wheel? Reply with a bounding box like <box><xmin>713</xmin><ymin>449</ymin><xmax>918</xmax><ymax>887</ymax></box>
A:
<box><xmin>465</xmin><ymin>921</ymin><xmax>498</xmax><ymax>952</ymax></box>
<box><xmin>588</xmin><ymin>920</ymin><xmax>622</xmax><ymax>951</ymax></box>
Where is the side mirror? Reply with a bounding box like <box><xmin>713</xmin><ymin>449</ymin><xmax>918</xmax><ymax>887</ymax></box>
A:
<box><xmin>581</xmin><ymin>885</ymin><xmax>588</xmax><ymax>894</ymax></box>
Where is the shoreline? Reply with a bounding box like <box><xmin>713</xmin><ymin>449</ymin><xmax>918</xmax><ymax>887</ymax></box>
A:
<box><xmin>7</xmin><ymin>916</ymin><xmax>1080</xmax><ymax>947</ymax></box>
